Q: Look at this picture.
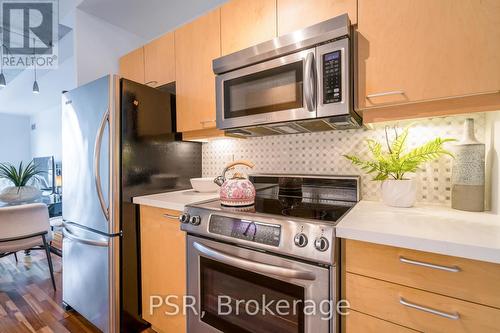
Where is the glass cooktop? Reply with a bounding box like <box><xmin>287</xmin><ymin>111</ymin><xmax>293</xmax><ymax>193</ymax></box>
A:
<box><xmin>197</xmin><ymin>175</ymin><xmax>359</xmax><ymax>224</ymax></box>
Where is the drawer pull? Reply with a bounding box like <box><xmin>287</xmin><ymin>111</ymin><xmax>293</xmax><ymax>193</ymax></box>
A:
<box><xmin>163</xmin><ymin>213</ymin><xmax>180</xmax><ymax>220</ymax></box>
<box><xmin>366</xmin><ymin>90</ymin><xmax>405</xmax><ymax>99</ymax></box>
<box><xmin>399</xmin><ymin>256</ymin><xmax>460</xmax><ymax>273</ymax></box>
<box><xmin>399</xmin><ymin>298</ymin><xmax>460</xmax><ymax>320</ymax></box>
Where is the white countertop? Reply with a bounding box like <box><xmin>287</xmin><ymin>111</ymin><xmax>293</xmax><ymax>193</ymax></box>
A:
<box><xmin>336</xmin><ymin>200</ymin><xmax>500</xmax><ymax>264</ymax></box>
<box><xmin>133</xmin><ymin>189</ymin><xmax>219</xmax><ymax>211</ymax></box>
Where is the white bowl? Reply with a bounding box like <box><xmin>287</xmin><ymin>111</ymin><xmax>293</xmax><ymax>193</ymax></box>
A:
<box><xmin>190</xmin><ymin>178</ymin><xmax>219</xmax><ymax>193</ymax></box>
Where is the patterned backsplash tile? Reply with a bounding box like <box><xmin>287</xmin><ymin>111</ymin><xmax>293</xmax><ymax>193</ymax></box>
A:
<box><xmin>202</xmin><ymin>114</ymin><xmax>486</xmax><ymax>205</ymax></box>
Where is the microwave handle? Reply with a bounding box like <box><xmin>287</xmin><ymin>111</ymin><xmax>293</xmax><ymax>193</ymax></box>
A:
<box><xmin>304</xmin><ymin>52</ymin><xmax>316</xmax><ymax>112</ymax></box>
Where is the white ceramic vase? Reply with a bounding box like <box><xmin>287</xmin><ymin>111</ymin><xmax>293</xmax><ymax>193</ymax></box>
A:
<box><xmin>0</xmin><ymin>186</ymin><xmax>42</xmax><ymax>204</ymax></box>
<box><xmin>380</xmin><ymin>179</ymin><xmax>417</xmax><ymax>208</ymax></box>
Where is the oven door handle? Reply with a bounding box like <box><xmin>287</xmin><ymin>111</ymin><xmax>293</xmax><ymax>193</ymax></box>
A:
<box><xmin>193</xmin><ymin>241</ymin><xmax>317</xmax><ymax>281</ymax></box>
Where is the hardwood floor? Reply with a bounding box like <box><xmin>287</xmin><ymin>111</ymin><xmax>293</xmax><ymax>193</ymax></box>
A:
<box><xmin>0</xmin><ymin>251</ymin><xmax>155</xmax><ymax>333</ymax></box>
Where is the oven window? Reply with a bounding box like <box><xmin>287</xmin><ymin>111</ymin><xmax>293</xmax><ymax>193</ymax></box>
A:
<box><xmin>223</xmin><ymin>61</ymin><xmax>304</xmax><ymax>119</ymax></box>
<box><xmin>200</xmin><ymin>257</ymin><xmax>305</xmax><ymax>333</ymax></box>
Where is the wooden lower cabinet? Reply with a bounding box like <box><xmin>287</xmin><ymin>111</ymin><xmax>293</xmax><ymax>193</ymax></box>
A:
<box><xmin>345</xmin><ymin>310</ymin><xmax>420</xmax><ymax>333</ymax></box>
<box><xmin>345</xmin><ymin>239</ymin><xmax>500</xmax><ymax>309</ymax></box>
<box><xmin>343</xmin><ymin>240</ymin><xmax>500</xmax><ymax>333</ymax></box>
<box><xmin>346</xmin><ymin>273</ymin><xmax>500</xmax><ymax>333</ymax></box>
<box><xmin>140</xmin><ymin>206</ymin><xmax>186</xmax><ymax>333</ymax></box>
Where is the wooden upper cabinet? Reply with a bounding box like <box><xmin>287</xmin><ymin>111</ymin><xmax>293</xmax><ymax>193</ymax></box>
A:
<box><xmin>144</xmin><ymin>32</ymin><xmax>175</xmax><ymax>87</ymax></box>
<box><xmin>119</xmin><ymin>47</ymin><xmax>145</xmax><ymax>83</ymax></box>
<box><xmin>277</xmin><ymin>0</ymin><xmax>357</xmax><ymax>36</ymax></box>
<box><xmin>357</xmin><ymin>0</ymin><xmax>500</xmax><ymax>109</ymax></box>
<box><xmin>175</xmin><ymin>9</ymin><xmax>221</xmax><ymax>132</ymax></box>
<box><xmin>221</xmin><ymin>0</ymin><xmax>277</xmax><ymax>55</ymax></box>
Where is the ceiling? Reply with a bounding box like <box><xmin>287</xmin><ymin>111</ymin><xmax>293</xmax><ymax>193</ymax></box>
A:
<box><xmin>0</xmin><ymin>0</ymin><xmax>230</xmax><ymax>116</ymax></box>
<box><xmin>77</xmin><ymin>0</ymin><xmax>229</xmax><ymax>40</ymax></box>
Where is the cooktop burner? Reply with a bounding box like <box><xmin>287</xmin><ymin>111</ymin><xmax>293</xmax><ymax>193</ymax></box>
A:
<box><xmin>252</xmin><ymin>195</ymin><xmax>353</xmax><ymax>222</ymax></box>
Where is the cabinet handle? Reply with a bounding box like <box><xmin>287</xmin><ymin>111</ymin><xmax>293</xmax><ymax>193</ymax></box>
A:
<box><xmin>399</xmin><ymin>256</ymin><xmax>460</xmax><ymax>273</ymax></box>
<box><xmin>163</xmin><ymin>213</ymin><xmax>180</xmax><ymax>220</ymax></box>
<box><xmin>366</xmin><ymin>90</ymin><xmax>405</xmax><ymax>99</ymax></box>
<box><xmin>399</xmin><ymin>298</ymin><xmax>460</xmax><ymax>320</ymax></box>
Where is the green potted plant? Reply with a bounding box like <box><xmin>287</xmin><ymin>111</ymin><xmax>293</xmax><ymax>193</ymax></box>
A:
<box><xmin>0</xmin><ymin>161</ymin><xmax>43</xmax><ymax>204</ymax></box>
<box><xmin>344</xmin><ymin>126</ymin><xmax>455</xmax><ymax>207</ymax></box>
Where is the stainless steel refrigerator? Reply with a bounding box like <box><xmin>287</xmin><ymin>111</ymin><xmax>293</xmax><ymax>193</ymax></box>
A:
<box><xmin>62</xmin><ymin>75</ymin><xmax>202</xmax><ymax>333</ymax></box>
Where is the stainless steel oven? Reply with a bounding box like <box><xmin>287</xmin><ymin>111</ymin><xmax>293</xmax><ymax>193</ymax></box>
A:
<box><xmin>182</xmin><ymin>175</ymin><xmax>360</xmax><ymax>333</ymax></box>
<box><xmin>213</xmin><ymin>14</ymin><xmax>360</xmax><ymax>136</ymax></box>
<box><xmin>187</xmin><ymin>235</ymin><xmax>333</xmax><ymax>333</ymax></box>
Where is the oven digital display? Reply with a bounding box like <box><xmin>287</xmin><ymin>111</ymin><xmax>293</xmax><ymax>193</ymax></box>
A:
<box><xmin>209</xmin><ymin>215</ymin><xmax>281</xmax><ymax>247</ymax></box>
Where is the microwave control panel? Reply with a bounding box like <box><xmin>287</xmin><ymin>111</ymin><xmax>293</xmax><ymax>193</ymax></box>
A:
<box><xmin>322</xmin><ymin>50</ymin><xmax>342</xmax><ymax>104</ymax></box>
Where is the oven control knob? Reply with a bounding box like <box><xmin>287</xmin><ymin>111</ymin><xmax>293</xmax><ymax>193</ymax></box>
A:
<box><xmin>294</xmin><ymin>233</ymin><xmax>308</xmax><ymax>248</ymax></box>
<box><xmin>314</xmin><ymin>237</ymin><xmax>329</xmax><ymax>252</ymax></box>
<box><xmin>179</xmin><ymin>213</ymin><xmax>190</xmax><ymax>224</ymax></box>
<box><xmin>189</xmin><ymin>215</ymin><xmax>201</xmax><ymax>226</ymax></box>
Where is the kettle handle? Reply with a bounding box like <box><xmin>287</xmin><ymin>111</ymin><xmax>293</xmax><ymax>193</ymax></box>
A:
<box><xmin>214</xmin><ymin>160</ymin><xmax>255</xmax><ymax>186</ymax></box>
<box><xmin>224</xmin><ymin>160</ymin><xmax>255</xmax><ymax>171</ymax></box>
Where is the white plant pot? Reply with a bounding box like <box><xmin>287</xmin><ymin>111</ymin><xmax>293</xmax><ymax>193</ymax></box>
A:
<box><xmin>380</xmin><ymin>179</ymin><xmax>417</xmax><ymax>208</ymax></box>
<box><xmin>0</xmin><ymin>186</ymin><xmax>42</xmax><ymax>204</ymax></box>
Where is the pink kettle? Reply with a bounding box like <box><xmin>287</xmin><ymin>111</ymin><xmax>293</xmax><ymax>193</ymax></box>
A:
<box><xmin>214</xmin><ymin>160</ymin><xmax>256</xmax><ymax>207</ymax></box>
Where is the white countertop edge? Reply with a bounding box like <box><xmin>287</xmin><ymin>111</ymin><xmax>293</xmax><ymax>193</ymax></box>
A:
<box><xmin>133</xmin><ymin>189</ymin><xmax>220</xmax><ymax>212</ymax></box>
<box><xmin>336</xmin><ymin>227</ymin><xmax>500</xmax><ymax>264</ymax></box>
<box><xmin>132</xmin><ymin>196</ymin><xmax>186</xmax><ymax>211</ymax></box>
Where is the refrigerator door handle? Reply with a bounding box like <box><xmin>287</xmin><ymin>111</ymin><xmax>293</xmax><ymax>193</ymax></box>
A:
<box><xmin>93</xmin><ymin>108</ymin><xmax>110</xmax><ymax>221</ymax></box>
<box><xmin>63</xmin><ymin>227</ymin><xmax>109</xmax><ymax>247</ymax></box>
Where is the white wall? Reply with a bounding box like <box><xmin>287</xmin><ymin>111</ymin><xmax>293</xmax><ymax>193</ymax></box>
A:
<box><xmin>0</xmin><ymin>113</ymin><xmax>31</xmax><ymax>164</ymax></box>
<box><xmin>28</xmin><ymin>53</ymin><xmax>76</xmax><ymax>162</ymax></box>
<box><xmin>30</xmin><ymin>105</ymin><xmax>62</xmax><ymax>161</ymax></box>
<box><xmin>74</xmin><ymin>9</ymin><xmax>146</xmax><ymax>86</ymax></box>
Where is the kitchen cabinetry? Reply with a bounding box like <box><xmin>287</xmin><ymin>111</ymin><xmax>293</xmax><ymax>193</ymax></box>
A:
<box><xmin>357</xmin><ymin>0</ymin><xmax>500</xmax><ymax>120</ymax></box>
<box><xmin>144</xmin><ymin>32</ymin><xmax>176</xmax><ymax>87</ymax></box>
<box><xmin>140</xmin><ymin>206</ymin><xmax>185</xmax><ymax>333</ymax></box>
<box><xmin>221</xmin><ymin>0</ymin><xmax>277</xmax><ymax>56</ymax></box>
<box><xmin>119</xmin><ymin>47</ymin><xmax>145</xmax><ymax>83</ymax></box>
<box><xmin>343</xmin><ymin>239</ymin><xmax>500</xmax><ymax>332</ymax></box>
<box><xmin>277</xmin><ymin>0</ymin><xmax>357</xmax><ymax>36</ymax></box>
<box><xmin>175</xmin><ymin>9</ymin><xmax>221</xmax><ymax>133</ymax></box>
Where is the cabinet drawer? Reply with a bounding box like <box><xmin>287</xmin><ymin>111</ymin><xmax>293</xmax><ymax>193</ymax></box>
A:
<box><xmin>345</xmin><ymin>240</ymin><xmax>500</xmax><ymax>308</ymax></box>
<box><xmin>346</xmin><ymin>273</ymin><xmax>500</xmax><ymax>333</ymax></box>
<box><xmin>345</xmin><ymin>310</ymin><xmax>420</xmax><ymax>333</ymax></box>
<box><xmin>143</xmin><ymin>206</ymin><xmax>181</xmax><ymax>223</ymax></box>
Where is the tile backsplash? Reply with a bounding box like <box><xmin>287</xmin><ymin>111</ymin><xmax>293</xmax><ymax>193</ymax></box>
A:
<box><xmin>202</xmin><ymin>114</ymin><xmax>486</xmax><ymax>205</ymax></box>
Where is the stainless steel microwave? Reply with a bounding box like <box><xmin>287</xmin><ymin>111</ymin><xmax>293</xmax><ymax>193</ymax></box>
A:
<box><xmin>213</xmin><ymin>14</ymin><xmax>361</xmax><ymax>137</ymax></box>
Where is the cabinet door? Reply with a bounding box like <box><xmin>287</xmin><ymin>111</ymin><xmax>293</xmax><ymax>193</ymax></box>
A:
<box><xmin>221</xmin><ymin>0</ymin><xmax>277</xmax><ymax>56</ymax></box>
<box><xmin>140</xmin><ymin>206</ymin><xmax>185</xmax><ymax>333</ymax></box>
<box><xmin>175</xmin><ymin>9</ymin><xmax>221</xmax><ymax>132</ymax></box>
<box><xmin>144</xmin><ymin>32</ymin><xmax>175</xmax><ymax>87</ymax></box>
<box><xmin>357</xmin><ymin>0</ymin><xmax>500</xmax><ymax>108</ymax></box>
<box><xmin>277</xmin><ymin>0</ymin><xmax>357</xmax><ymax>36</ymax></box>
<box><xmin>119</xmin><ymin>47</ymin><xmax>145</xmax><ymax>83</ymax></box>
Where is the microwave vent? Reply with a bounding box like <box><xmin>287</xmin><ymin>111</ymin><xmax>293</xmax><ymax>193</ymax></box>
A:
<box><xmin>296</xmin><ymin>119</ymin><xmax>335</xmax><ymax>132</ymax></box>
